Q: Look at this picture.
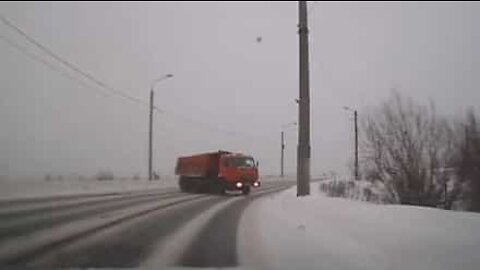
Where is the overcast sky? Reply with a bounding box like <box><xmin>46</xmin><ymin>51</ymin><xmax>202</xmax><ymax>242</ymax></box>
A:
<box><xmin>1</xmin><ymin>1</ymin><xmax>480</xmax><ymax>179</ymax></box>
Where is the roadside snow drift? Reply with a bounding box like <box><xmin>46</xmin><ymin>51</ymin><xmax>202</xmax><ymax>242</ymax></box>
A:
<box><xmin>239</xmin><ymin>182</ymin><xmax>480</xmax><ymax>270</ymax></box>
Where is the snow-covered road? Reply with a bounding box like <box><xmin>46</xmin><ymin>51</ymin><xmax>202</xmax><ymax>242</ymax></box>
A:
<box><xmin>0</xmin><ymin>180</ymin><xmax>292</xmax><ymax>268</ymax></box>
<box><xmin>1</xmin><ymin>179</ymin><xmax>479</xmax><ymax>270</ymax></box>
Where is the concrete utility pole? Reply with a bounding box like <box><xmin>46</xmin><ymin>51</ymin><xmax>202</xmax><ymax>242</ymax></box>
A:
<box><xmin>344</xmin><ymin>107</ymin><xmax>359</xmax><ymax>180</ymax></box>
<box><xmin>149</xmin><ymin>89</ymin><xmax>154</xmax><ymax>180</ymax></box>
<box><xmin>354</xmin><ymin>110</ymin><xmax>359</xmax><ymax>180</ymax></box>
<box><xmin>149</xmin><ymin>74</ymin><xmax>173</xmax><ymax>181</ymax></box>
<box><xmin>297</xmin><ymin>0</ymin><xmax>311</xmax><ymax>196</ymax></box>
<box><xmin>281</xmin><ymin>131</ymin><xmax>285</xmax><ymax>178</ymax></box>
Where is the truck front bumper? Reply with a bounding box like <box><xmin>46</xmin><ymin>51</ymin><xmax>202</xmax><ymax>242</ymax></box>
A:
<box><xmin>226</xmin><ymin>180</ymin><xmax>261</xmax><ymax>190</ymax></box>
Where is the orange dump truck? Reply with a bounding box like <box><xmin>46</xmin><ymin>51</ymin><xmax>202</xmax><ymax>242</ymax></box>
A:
<box><xmin>175</xmin><ymin>150</ymin><xmax>260</xmax><ymax>195</ymax></box>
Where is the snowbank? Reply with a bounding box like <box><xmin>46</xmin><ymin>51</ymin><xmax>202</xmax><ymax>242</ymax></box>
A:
<box><xmin>240</xmin><ymin>182</ymin><xmax>480</xmax><ymax>270</ymax></box>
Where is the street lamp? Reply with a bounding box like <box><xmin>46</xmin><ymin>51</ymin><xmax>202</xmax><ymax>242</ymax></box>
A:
<box><xmin>343</xmin><ymin>106</ymin><xmax>359</xmax><ymax>180</ymax></box>
<box><xmin>149</xmin><ymin>74</ymin><xmax>173</xmax><ymax>181</ymax></box>
<box><xmin>281</xmin><ymin>122</ymin><xmax>297</xmax><ymax>178</ymax></box>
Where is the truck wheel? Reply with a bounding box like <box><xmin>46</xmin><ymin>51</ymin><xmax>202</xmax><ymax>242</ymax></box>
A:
<box><xmin>179</xmin><ymin>177</ymin><xmax>188</xmax><ymax>192</ymax></box>
<box><xmin>185</xmin><ymin>182</ymin><xmax>195</xmax><ymax>193</ymax></box>
<box><xmin>217</xmin><ymin>185</ymin><xmax>226</xmax><ymax>195</ymax></box>
<box><xmin>209</xmin><ymin>178</ymin><xmax>225</xmax><ymax>195</ymax></box>
<box><xmin>191</xmin><ymin>181</ymin><xmax>201</xmax><ymax>194</ymax></box>
<box><xmin>242</xmin><ymin>186</ymin><xmax>251</xmax><ymax>195</ymax></box>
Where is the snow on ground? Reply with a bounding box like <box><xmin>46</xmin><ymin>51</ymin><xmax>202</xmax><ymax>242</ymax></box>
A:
<box><xmin>240</xmin><ymin>182</ymin><xmax>480</xmax><ymax>270</ymax></box>
<box><xmin>319</xmin><ymin>178</ymin><xmax>396</xmax><ymax>204</ymax></box>
<box><xmin>0</xmin><ymin>175</ymin><xmax>287</xmax><ymax>201</ymax></box>
<box><xmin>0</xmin><ymin>177</ymin><xmax>178</xmax><ymax>200</ymax></box>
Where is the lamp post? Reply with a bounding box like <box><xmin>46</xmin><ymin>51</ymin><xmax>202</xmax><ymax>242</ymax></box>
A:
<box><xmin>149</xmin><ymin>74</ymin><xmax>173</xmax><ymax>181</ymax></box>
<box><xmin>343</xmin><ymin>106</ymin><xmax>359</xmax><ymax>180</ymax></box>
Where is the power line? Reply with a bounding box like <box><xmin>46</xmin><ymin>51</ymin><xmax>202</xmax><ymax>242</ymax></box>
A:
<box><xmin>0</xmin><ymin>15</ymin><xmax>277</xmax><ymax>143</ymax></box>
<box><xmin>1</xmin><ymin>33</ymin><xmax>269</xmax><ymax>141</ymax></box>
<box><xmin>1</xmin><ymin>35</ymin><xmax>111</xmax><ymax>99</ymax></box>
<box><xmin>1</xmin><ymin>32</ymin><xmax>266</xmax><ymax>141</ymax></box>
<box><xmin>0</xmin><ymin>14</ymin><xmax>149</xmax><ymax>108</ymax></box>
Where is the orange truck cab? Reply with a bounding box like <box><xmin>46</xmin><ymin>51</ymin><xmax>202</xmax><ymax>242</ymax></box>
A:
<box><xmin>175</xmin><ymin>150</ymin><xmax>260</xmax><ymax>195</ymax></box>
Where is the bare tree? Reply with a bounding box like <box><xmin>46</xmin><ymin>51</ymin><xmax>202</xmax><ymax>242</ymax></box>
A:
<box><xmin>453</xmin><ymin>110</ymin><xmax>480</xmax><ymax>211</ymax></box>
<box><xmin>362</xmin><ymin>92</ymin><xmax>454</xmax><ymax>206</ymax></box>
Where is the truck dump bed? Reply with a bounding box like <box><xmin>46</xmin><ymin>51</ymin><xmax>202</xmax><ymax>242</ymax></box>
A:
<box><xmin>175</xmin><ymin>151</ymin><xmax>230</xmax><ymax>178</ymax></box>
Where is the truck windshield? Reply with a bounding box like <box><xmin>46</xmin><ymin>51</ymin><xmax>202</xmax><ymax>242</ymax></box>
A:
<box><xmin>228</xmin><ymin>157</ymin><xmax>255</xmax><ymax>168</ymax></box>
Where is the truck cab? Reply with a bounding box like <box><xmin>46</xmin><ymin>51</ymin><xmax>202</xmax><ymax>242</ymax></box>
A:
<box><xmin>219</xmin><ymin>153</ymin><xmax>260</xmax><ymax>194</ymax></box>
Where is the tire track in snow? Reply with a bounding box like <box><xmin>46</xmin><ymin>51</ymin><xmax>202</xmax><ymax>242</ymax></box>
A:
<box><xmin>0</xmin><ymin>191</ymin><xmax>185</xmax><ymax>241</ymax></box>
<box><xmin>0</xmin><ymin>193</ymin><xmax>206</xmax><ymax>266</ymax></box>
<box><xmin>176</xmin><ymin>184</ymin><xmax>292</xmax><ymax>267</ymax></box>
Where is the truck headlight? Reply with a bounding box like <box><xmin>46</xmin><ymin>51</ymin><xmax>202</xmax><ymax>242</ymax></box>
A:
<box><xmin>235</xmin><ymin>182</ymin><xmax>243</xmax><ymax>188</ymax></box>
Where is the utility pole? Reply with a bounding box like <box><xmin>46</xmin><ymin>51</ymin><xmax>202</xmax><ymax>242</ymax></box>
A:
<box><xmin>344</xmin><ymin>107</ymin><xmax>359</xmax><ymax>180</ymax></box>
<box><xmin>148</xmin><ymin>74</ymin><xmax>173</xmax><ymax>181</ymax></box>
<box><xmin>297</xmin><ymin>0</ymin><xmax>311</xmax><ymax>196</ymax></box>
<box><xmin>354</xmin><ymin>110</ymin><xmax>359</xmax><ymax>180</ymax></box>
<box><xmin>149</xmin><ymin>89</ymin><xmax>154</xmax><ymax>181</ymax></box>
<box><xmin>281</xmin><ymin>131</ymin><xmax>285</xmax><ymax>177</ymax></box>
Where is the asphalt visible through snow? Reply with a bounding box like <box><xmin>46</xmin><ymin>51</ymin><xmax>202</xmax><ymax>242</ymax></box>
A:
<box><xmin>177</xmin><ymin>186</ymin><xmax>287</xmax><ymax>267</ymax></box>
